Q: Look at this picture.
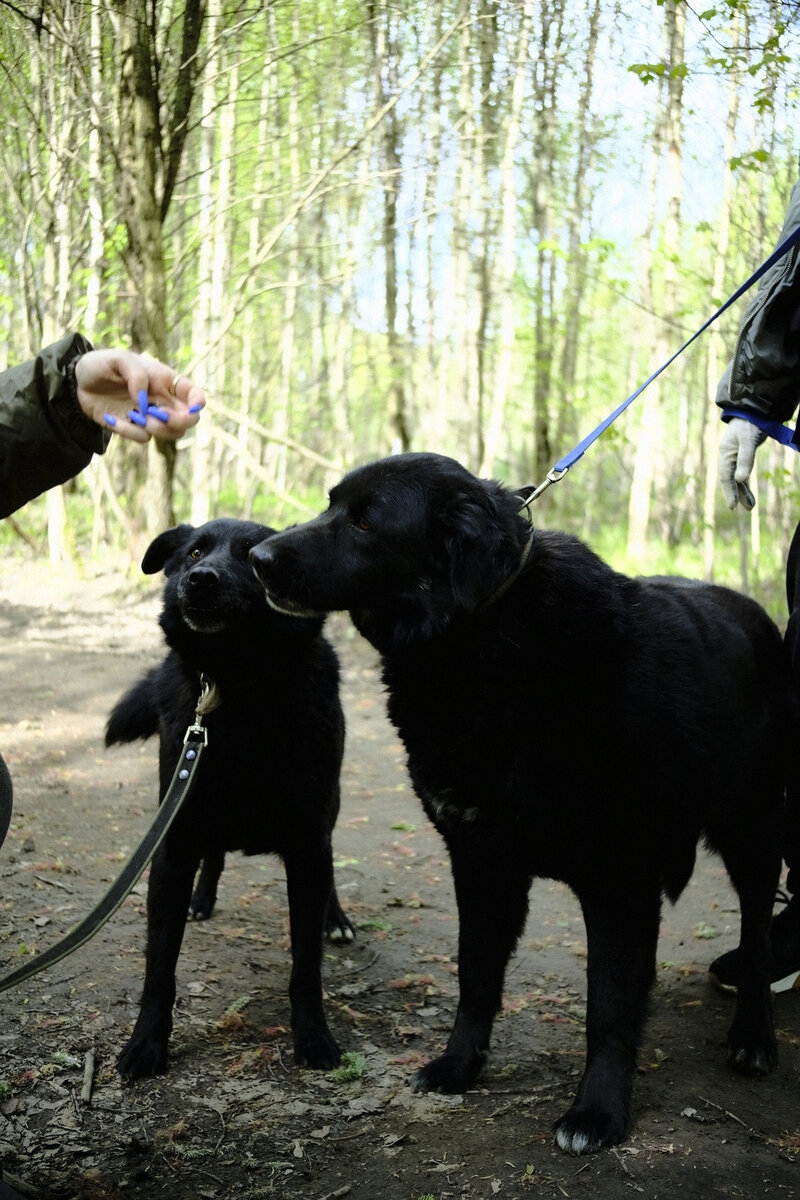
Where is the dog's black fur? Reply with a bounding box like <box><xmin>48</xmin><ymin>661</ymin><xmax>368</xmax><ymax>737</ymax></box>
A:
<box><xmin>106</xmin><ymin>518</ymin><xmax>350</xmax><ymax>1081</ymax></box>
<box><xmin>249</xmin><ymin>452</ymin><xmax>797</xmax><ymax>1154</ymax></box>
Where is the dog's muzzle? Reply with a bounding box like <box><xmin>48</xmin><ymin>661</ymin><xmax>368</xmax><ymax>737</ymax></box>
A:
<box><xmin>249</xmin><ymin>542</ymin><xmax>323</xmax><ymax>619</ymax></box>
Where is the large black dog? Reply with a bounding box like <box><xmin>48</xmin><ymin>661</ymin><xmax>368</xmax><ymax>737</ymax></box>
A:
<box><xmin>107</xmin><ymin>518</ymin><xmax>351</xmax><ymax>1080</ymax></box>
<box><xmin>249</xmin><ymin>452</ymin><xmax>797</xmax><ymax>1154</ymax></box>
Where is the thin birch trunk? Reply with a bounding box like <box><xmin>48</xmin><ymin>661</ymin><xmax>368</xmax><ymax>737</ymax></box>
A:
<box><xmin>555</xmin><ymin>0</ymin><xmax>601</xmax><ymax>458</ymax></box>
<box><xmin>369</xmin><ymin>0</ymin><xmax>409</xmax><ymax>453</ymax></box>
<box><xmin>479</xmin><ymin>0</ymin><xmax>533</xmax><ymax>477</ymax></box>
<box><xmin>703</xmin><ymin>20</ymin><xmax>741</xmax><ymax>580</ymax></box>
<box><xmin>239</xmin><ymin>14</ymin><xmax>274</xmax><ymax>493</ymax></box>
<box><xmin>433</xmin><ymin>15</ymin><xmax>474</xmax><ymax>454</ymax></box>
<box><xmin>627</xmin><ymin>1</ymin><xmax>684</xmax><ymax>561</ymax></box>
<box><xmin>189</xmin><ymin>0</ymin><xmax>221</xmax><ymax>526</ymax></box>
<box><xmin>270</xmin><ymin>1</ymin><xmax>303</xmax><ymax>494</ymax></box>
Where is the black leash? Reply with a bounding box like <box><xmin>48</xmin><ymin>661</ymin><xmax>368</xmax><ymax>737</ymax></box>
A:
<box><xmin>0</xmin><ymin>680</ymin><xmax>216</xmax><ymax>996</ymax></box>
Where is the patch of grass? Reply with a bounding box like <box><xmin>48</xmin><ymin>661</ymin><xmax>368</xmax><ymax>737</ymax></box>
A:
<box><xmin>328</xmin><ymin>1051</ymin><xmax>369</xmax><ymax>1083</ymax></box>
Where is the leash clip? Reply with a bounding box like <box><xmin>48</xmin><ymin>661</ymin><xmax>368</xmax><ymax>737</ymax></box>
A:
<box><xmin>183</xmin><ymin>723</ymin><xmax>209</xmax><ymax>747</ymax></box>
<box><xmin>195</xmin><ymin>673</ymin><xmax>222</xmax><ymax>719</ymax></box>
<box><xmin>518</xmin><ymin>467</ymin><xmax>569</xmax><ymax>515</ymax></box>
<box><xmin>184</xmin><ymin>674</ymin><xmax>220</xmax><ymax>745</ymax></box>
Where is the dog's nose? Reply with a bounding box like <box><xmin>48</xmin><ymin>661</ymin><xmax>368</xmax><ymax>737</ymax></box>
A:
<box><xmin>186</xmin><ymin>565</ymin><xmax>218</xmax><ymax>590</ymax></box>
<box><xmin>249</xmin><ymin>541</ymin><xmax>276</xmax><ymax>575</ymax></box>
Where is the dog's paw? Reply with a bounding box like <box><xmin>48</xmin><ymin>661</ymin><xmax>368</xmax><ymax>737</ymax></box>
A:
<box><xmin>727</xmin><ymin>1028</ymin><xmax>777</xmax><ymax>1076</ymax></box>
<box><xmin>412</xmin><ymin>1051</ymin><xmax>485</xmax><ymax>1095</ymax></box>
<box><xmin>325</xmin><ymin>914</ymin><xmax>355</xmax><ymax>943</ymax></box>
<box><xmin>325</xmin><ymin>900</ymin><xmax>355</xmax><ymax>943</ymax></box>
<box><xmin>293</xmin><ymin>1027</ymin><xmax>341</xmax><ymax>1070</ymax></box>
<box><xmin>117</xmin><ymin>1033</ymin><xmax>169</xmax><ymax>1081</ymax></box>
<box><xmin>188</xmin><ymin>893</ymin><xmax>216</xmax><ymax>921</ymax></box>
<box><xmin>553</xmin><ymin>1103</ymin><xmax>627</xmax><ymax>1155</ymax></box>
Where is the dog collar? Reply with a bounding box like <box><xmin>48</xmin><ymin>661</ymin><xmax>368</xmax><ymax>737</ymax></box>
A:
<box><xmin>475</xmin><ymin>527</ymin><xmax>535</xmax><ymax>616</ymax></box>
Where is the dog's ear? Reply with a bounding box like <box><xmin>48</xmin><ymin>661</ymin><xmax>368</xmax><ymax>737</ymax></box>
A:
<box><xmin>141</xmin><ymin>524</ymin><xmax>195</xmax><ymax>575</ymax></box>
<box><xmin>439</xmin><ymin>489</ymin><xmax>516</xmax><ymax>613</ymax></box>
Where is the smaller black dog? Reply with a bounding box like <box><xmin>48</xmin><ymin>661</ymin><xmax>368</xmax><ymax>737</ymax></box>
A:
<box><xmin>106</xmin><ymin>519</ymin><xmax>351</xmax><ymax>1080</ymax></box>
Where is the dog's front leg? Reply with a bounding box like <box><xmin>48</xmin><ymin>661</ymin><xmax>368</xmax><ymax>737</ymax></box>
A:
<box><xmin>553</xmin><ymin>880</ymin><xmax>661</xmax><ymax>1154</ymax></box>
<box><xmin>283</xmin><ymin>840</ymin><xmax>342</xmax><ymax>1069</ymax></box>
<box><xmin>414</xmin><ymin>832</ymin><xmax>531</xmax><ymax>1095</ymax></box>
<box><xmin>117</xmin><ymin>838</ymin><xmax>198</xmax><ymax>1080</ymax></box>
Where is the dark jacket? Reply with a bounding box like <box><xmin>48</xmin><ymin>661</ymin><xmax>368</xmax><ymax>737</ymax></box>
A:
<box><xmin>716</xmin><ymin>171</ymin><xmax>800</xmax><ymax>428</ymax></box>
<box><xmin>0</xmin><ymin>333</ymin><xmax>110</xmax><ymax>519</ymax></box>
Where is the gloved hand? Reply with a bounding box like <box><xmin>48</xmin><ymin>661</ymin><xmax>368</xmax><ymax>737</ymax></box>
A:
<box><xmin>718</xmin><ymin>417</ymin><xmax>767</xmax><ymax>509</ymax></box>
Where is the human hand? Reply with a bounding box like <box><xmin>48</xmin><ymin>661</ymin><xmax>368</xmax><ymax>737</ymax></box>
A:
<box><xmin>74</xmin><ymin>349</ymin><xmax>206</xmax><ymax>443</ymax></box>
<box><xmin>718</xmin><ymin>417</ymin><xmax>766</xmax><ymax>509</ymax></box>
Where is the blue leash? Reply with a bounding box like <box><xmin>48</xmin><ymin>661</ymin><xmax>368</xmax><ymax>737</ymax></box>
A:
<box><xmin>522</xmin><ymin>222</ymin><xmax>800</xmax><ymax>507</ymax></box>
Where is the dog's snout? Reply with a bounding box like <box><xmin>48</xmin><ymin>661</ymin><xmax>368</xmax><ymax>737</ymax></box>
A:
<box><xmin>187</xmin><ymin>565</ymin><xmax>219</xmax><ymax>590</ymax></box>
<box><xmin>249</xmin><ymin>540</ymin><xmax>276</xmax><ymax>574</ymax></box>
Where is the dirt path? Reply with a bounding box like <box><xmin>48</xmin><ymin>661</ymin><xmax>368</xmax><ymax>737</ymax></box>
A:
<box><xmin>0</xmin><ymin>561</ymin><xmax>798</xmax><ymax>1200</ymax></box>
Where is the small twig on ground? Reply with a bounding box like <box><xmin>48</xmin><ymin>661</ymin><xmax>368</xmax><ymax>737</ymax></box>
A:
<box><xmin>342</xmin><ymin>951</ymin><xmax>380</xmax><ymax>975</ymax></box>
<box><xmin>33</xmin><ymin>874</ymin><xmax>73</xmax><ymax>891</ymax></box>
<box><xmin>319</xmin><ymin>1187</ymin><xmax>353</xmax><ymax>1200</ymax></box>
<box><xmin>80</xmin><ymin>1049</ymin><xmax>95</xmax><ymax>1103</ymax></box>
<box><xmin>698</xmin><ymin>1095</ymin><xmax>749</xmax><ymax>1128</ymax></box>
<box><xmin>611</xmin><ymin>1147</ymin><xmax>632</xmax><ymax>1175</ymax></box>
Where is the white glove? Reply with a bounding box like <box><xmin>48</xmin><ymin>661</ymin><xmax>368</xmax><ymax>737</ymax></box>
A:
<box><xmin>718</xmin><ymin>417</ymin><xmax>767</xmax><ymax>509</ymax></box>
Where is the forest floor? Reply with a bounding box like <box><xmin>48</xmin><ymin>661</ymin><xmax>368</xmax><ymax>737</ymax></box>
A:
<box><xmin>0</xmin><ymin>557</ymin><xmax>798</xmax><ymax>1200</ymax></box>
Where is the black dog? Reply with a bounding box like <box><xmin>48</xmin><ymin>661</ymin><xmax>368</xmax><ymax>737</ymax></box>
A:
<box><xmin>107</xmin><ymin>519</ymin><xmax>351</xmax><ymax>1080</ymax></box>
<box><xmin>249</xmin><ymin>452</ymin><xmax>797</xmax><ymax>1154</ymax></box>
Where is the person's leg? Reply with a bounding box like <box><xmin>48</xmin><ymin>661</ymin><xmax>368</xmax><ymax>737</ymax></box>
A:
<box><xmin>780</xmin><ymin>518</ymin><xmax>800</xmax><ymax>902</ymax></box>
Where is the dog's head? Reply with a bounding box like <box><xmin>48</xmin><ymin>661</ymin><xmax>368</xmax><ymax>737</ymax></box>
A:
<box><xmin>143</xmin><ymin>518</ymin><xmax>289</xmax><ymax>640</ymax></box>
<box><xmin>250</xmin><ymin>453</ymin><xmax>532</xmax><ymax>649</ymax></box>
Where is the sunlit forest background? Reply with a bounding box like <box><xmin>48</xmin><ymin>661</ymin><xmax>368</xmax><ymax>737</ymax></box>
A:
<box><xmin>1</xmin><ymin>0</ymin><xmax>798</xmax><ymax>613</ymax></box>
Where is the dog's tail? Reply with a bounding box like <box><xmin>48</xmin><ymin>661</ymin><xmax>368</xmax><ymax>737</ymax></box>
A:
<box><xmin>105</xmin><ymin>669</ymin><xmax>160</xmax><ymax>746</ymax></box>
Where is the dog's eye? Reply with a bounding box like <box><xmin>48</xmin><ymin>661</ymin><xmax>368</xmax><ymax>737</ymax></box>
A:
<box><xmin>355</xmin><ymin>517</ymin><xmax>371</xmax><ymax>532</ymax></box>
<box><xmin>189</xmin><ymin>547</ymin><xmax>204</xmax><ymax>560</ymax></box>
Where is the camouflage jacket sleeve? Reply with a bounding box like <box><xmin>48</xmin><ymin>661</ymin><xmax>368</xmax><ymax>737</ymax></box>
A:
<box><xmin>0</xmin><ymin>333</ymin><xmax>110</xmax><ymax>519</ymax></box>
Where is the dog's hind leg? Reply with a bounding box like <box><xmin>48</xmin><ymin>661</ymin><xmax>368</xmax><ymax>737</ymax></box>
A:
<box><xmin>189</xmin><ymin>850</ymin><xmax>225</xmax><ymax>920</ymax></box>
<box><xmin>325</xmin><ymin>883</ymin><xmax>355</xmax><ymax>942</ymax></box>
<box><xmin>117</xmin><ymin>837</ymin><xmax>199</xmax><ymax>1080</ymax></box>
<box><xmin>716</xmin><ymin>817</ymin><xmax>780</xmax><ymax>1074</ymax></box>
<box><xmin>413</xmin><ymin>835</ymin><xmax>531</xmax><ymax>1096</ymax></box>
<box><xmin>283</xmin><ymin>840</ymin><xmax>342</xmax><ymax>1069</ymax></box>
<box><xmin>554</xmin><ymin>879</ymin><xmax>661</xmax><ymax>1155</ymax></box>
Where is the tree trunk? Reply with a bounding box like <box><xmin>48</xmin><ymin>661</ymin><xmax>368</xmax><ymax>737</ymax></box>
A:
<box><xmin>189</xmin><ymin>0</ymin><xmax>223</xmax><ymax>526</ymax></box>
<box><xmin>433</xmin><ymin>13</ymin><xmax>474</xmax><ymax>457</ymax></box>
<box><xmin>113</xmin><ymin>0</ymin><xmax>204</xmax><ymax>538</ymax></box>
<box><xmin>479</xmin><ymin>0</ymin><xmax>534</xmax><ymax>477</ymax></box>
<box><xmin>703</xmin><ymin>18</ymin><xmax>741</xmax><ymax>580</ymax></box>
<box><xmin>555</xmin><ymin>0</ymin><xmax>601</xmax><ymax>458</ymax></box>
<box><xmin>627</xmin><ymin>0</ymin><xmax>684</xmax><ymax>561</ymax></box>
<box><xmin>369</xmin><ymin>1</ymin><xmax>410</xmax><ymax>453</ymax></box>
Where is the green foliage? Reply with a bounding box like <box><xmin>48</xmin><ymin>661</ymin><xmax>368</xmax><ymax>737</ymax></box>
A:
<box><xmin>0</xmin><ymin>1</ymin><xmax>797</xmax><ymax>570</ymax></box>
<box><xmin>328</xmin><ymin>1052</ymin><xmax>369</xmax><ymax>1083</ymax></box>
<box><xmin>730</xmin><ymin>148</ymin><xmax>771</xmax><ymax>171</ymax></box>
